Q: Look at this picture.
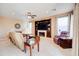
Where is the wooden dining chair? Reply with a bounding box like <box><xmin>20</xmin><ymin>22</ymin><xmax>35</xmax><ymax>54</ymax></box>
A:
<box><xmin>24</xmin><ymin>36</ymin><xmax>40</xmax><ymax>56</ymax></box>
<box><xmin>35</xmin><ymin>36</ymin><xmax>40</xmax><ymax>52</ymax></box>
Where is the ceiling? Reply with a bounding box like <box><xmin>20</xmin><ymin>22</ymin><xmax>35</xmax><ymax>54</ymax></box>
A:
<box><xmin>0</xmin><ymin>3</ymin><xmax>75</xmax><ymax>20</ymax></box>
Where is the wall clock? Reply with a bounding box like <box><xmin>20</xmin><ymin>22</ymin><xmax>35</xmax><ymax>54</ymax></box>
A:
<box><xmin>15</xmin><ymin>23</ymin><xmax>21</xmax><ymax>29</ymax></box>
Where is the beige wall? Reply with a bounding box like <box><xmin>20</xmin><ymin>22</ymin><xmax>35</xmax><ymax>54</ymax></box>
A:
<box><xmin>0</xmin><ymin>16</ymin><xmax>23</xmax><ymax>38</ymax></box>
<box><xmin>51</xmin><ymin>17</ymin><xmax>56</xmax><ymax>39</ymax></box>
<box><xmin>0</xmin><ymin>16</ymin><xmax>38</xmax><ymax>39</ymax></box>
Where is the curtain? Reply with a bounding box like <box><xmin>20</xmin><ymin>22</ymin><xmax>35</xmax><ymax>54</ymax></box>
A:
<box><xmin>72</xmin><ymin>3</ymin><xmax>79</xmax><ymax>56</ymax></box>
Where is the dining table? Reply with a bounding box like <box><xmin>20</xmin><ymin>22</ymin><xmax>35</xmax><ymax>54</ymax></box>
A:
<box><xmin>23</xmin><ymin>34</ymin><xmax>40</xmax><ymax>56</ymax></box>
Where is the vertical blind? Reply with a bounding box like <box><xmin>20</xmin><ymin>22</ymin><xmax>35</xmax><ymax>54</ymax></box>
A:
<box><xmin>57</xmin><ymin>16</ymin><xmax>69</xmax><ymax>35</ymax></box>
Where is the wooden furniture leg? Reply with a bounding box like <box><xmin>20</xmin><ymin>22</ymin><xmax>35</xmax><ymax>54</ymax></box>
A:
<box><xmin>30</xmin><ymin>46</ymin><xmax>32</xmax><ymax>56</ymax></box>
<box><xmin>24</xmin><ymin>45</ymin><xmax>26</xmax><ymax>53</ymax></box>
<box><xmin>37</xmin><ymin>43</ymin><xmax>39</xmax><ymax>52</ymax></box>
<box><xmin>32</xmin><ymin>45</ymin><xmax>34</xmax><ymax>49</ymax></box>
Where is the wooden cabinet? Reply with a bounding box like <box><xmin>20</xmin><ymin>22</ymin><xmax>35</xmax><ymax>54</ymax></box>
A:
<box><xmin>58</xmin><ymin>38</ymin><xmax>72</xmax><ymax>48</ymax></box>
<box><xmin>35</xmin><ymin>19</ymin><xmax>51</xmax><ymax>37</ymax></box>
<box><xmin>54</xmin><ymin>38</ymin><xmax>72</xmax><ymax>48</ymax></box>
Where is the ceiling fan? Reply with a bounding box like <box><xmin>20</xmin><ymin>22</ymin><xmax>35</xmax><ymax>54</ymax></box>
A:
<box><xmin>25</xmin><ymin>12</ymin><xmax>37</xmax><ymax>19</ymax></box>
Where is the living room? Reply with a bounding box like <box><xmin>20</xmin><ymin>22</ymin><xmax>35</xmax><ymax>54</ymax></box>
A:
<box><xmin>0</xmin><ymin>3</ymin><xmax>78</xmax><ymax>56</ymax></box>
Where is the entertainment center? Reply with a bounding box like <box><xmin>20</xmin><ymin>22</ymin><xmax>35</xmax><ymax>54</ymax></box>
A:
<box><xmin>35</xmin><ymin>19</ymin><xmax>51</xmax><ymax>37</ymax></box>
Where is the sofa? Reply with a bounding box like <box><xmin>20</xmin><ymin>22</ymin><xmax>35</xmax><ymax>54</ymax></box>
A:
<box><xmin>54</xmin><ymin>31</ymin><xmax>72</xmax><ymax>48</ymax></box>
<box><xmin>9</xmin><ymin>32</ymin><xmax>24</xmax><ymax>51</ymax></box>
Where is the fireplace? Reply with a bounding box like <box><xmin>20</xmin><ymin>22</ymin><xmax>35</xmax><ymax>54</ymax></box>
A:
<box><xmin>38</xmin><ymin>30</ymin><xmax>47</xmax><ymax>37</ymax></box>
<box><xmin>39</xmin><ymin>32</ymin><xmax>45</xmax><ymax>36</ymax></box>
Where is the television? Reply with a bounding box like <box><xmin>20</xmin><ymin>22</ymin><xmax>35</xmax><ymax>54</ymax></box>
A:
<box><xmin>38</xmin><ymin>23</ymin><xmax>47</xmax><ymax>30</ymax></box>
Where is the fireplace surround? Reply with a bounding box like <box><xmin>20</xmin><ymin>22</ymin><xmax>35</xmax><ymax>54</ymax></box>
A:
<box><xmin>38</xmin><ymin>30</ymin><xmax>47</xmax><ymax>37</ymax></box>
<box><xmin>39</xmin><ymin>32</ymin><xmax>45</xmax><ymax>36</ymax></box>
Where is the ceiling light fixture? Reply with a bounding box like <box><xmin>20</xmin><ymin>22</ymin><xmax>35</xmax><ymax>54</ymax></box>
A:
<box><xmin>25</xmin><ymin>12</ymin><xmax>37</xmax><ymax>19</ymax></box>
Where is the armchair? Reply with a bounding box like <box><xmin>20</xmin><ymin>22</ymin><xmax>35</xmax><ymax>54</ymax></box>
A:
<box><xmin>54</xmin><ymin>31</ymin><xmax>72</xmax><ymax>48</ymax></box>
<box><xmin>9</xmin><ymin>32</ymin><xmax>24</xmax><ymax>51</ymax></box>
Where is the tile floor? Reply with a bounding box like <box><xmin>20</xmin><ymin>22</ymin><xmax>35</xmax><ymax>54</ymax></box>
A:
<box><xmin>0</xmin><ymin>37</ymin><xmax>72</xmax><ymax>56</ymax></box>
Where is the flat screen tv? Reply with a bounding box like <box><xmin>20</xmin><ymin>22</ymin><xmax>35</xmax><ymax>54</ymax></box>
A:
<box><xmin>38</xmin><ymin>23</ymin><xmax>47</xmax><ymax>30</ymax></box>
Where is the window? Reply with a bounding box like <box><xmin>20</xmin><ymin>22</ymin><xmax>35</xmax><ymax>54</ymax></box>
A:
<box><xmin>28</xmin><ymin>22</ymin><xmax>32</xmax><ymax>34</ymax></box>
<box><xmin>57</xmin><ymin>16</ymin><xmax>70</xmax><ymax>35</ymax></box>
<box><xmin>70</xmin><ymin>15</ymin><xmax>73</xmax><ymax>38</ymax></box>
<box><xmin>22</xmin><ymin>22</ymin><xmax>32</xmax><ymax>34</ymax></box>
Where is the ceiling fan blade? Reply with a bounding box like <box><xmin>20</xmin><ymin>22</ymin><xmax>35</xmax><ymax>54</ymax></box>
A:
<box><xmin>32</xmin><ymin>15</ymin><xmax>37</xmax><ymax>17</ymax></box>
<box><xmin>31</xmin><ymin>15</ymin><xmax>37</xmax><ymax>19</ymax></box>
<box><xmin>25</xmin><ymin>11</ymin><xmax>37</xmax><ymax>19</ymax></box>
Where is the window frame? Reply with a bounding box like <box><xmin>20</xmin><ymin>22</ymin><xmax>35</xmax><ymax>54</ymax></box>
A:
<box><xmin>56</xmin><ymin>14</ymin><xmax>71</xmax><ymax>35</ymax></box>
